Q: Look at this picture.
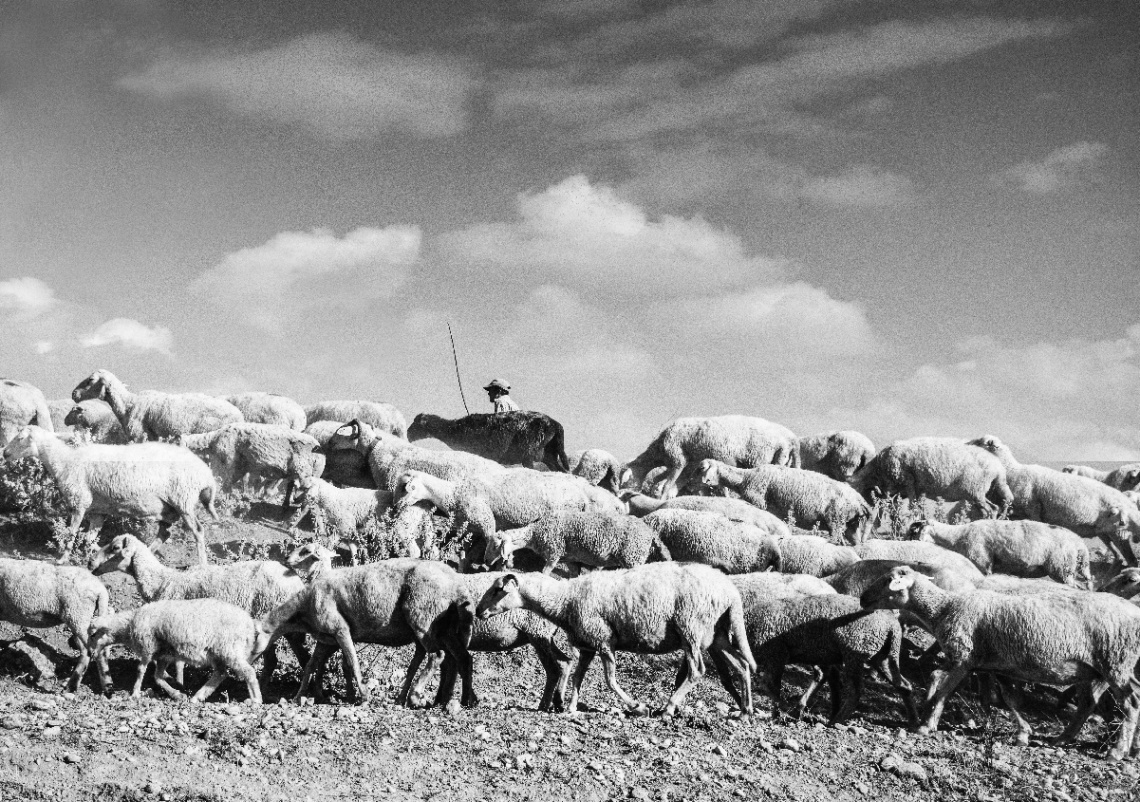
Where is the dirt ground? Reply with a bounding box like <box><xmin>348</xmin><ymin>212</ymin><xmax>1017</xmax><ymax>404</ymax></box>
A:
<box><xmin>0</xmin><ymin>512</ymin><xmax>1136</xmax><ymax>802</ymax></box>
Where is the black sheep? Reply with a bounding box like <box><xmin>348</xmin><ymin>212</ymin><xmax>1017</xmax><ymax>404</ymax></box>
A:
<box><xmin>407</xmin><ymin>411</ymin><xmax>571</xmax><ymax>472</ymax></box>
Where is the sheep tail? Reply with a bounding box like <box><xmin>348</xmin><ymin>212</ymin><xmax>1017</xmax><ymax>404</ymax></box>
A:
<box><xmin>200</xmin><ymin>483</ymin><xmax>220</xmax><ymax>522</ymax></box>
<box><xmin>728</xmin><ymin>596</ymin><xmax>756</xmax><ymax>673</ymax></box>
<box><xmin>786</xmin><ymin>443</ymin><xmax>801</xmax><ymax>469</ymax></box>
<box><xmin>648</xmin><ymin>536</ymin><xmax>672</xmax><ymax>563</ymax></box>
<box><xmin>547</xmin><ymin>426</ymin><xmax>571</xmax><ymax>473</ymax></box>
<box><xmin>94</xmin><ymin>584</ymin><xmax>111</xmax><ymax>619</ymax></box>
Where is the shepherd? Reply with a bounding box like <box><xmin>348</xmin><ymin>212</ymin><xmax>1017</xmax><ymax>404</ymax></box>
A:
<box><xmin>484</xmin><ymin>378</ymin><xmax>520</xmax><ymax>413</ymax></box>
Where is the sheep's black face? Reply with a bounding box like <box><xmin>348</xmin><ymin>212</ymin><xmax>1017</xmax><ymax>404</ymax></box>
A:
<box><xmin>63</xmin><ymin>405</ymin><xmax>84</xmax><ymax>428</ymax></box>
<box><xmin>71</xmin><ymin>375</ymin><xmax>104</xmax><ymax>404</ymax></box>
<box><xmin>88</xmin><ymin>536</ymin><xmax>130</xmax><ymax>575</ymax></box>
<box><xmin>476</xmin><ymin>576</ymin><xmax>519</xmax><ymax>620</ymax></box>
<box><xmin>406</xmin><ymin>414</ymin><xmax>430</xmax><ymax>442</ymax></box>
<box><xmin>906</xmin><ymin>522</ymin><xmax>928</xmax><ymax>541</ymax></box>
<box><xmin>860</xmin><ymin>568</ymin><xmax>913</xmax><ymax>610</ymax></box>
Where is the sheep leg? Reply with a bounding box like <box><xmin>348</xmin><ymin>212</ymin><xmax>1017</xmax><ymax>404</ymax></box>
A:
<box><xmin>181</xmin><ymin>513</ymin><xmax>208</xmax><ymax>566</ymax></box>
<box><xmin>597</xmin><ymin>649</ymin><xmax>647</xmax><ymax>716</ymax></box>
<box><xmin>879</xmin><ymin>655</ymin><xmax>919</xmax><ymax>727</ymax></box>
<box><xmin>993</xmin><ymin>680</ymin><xmax>1033</xmax><ymax>746</ymax></box>
<box><xmin>919</xmin><ymin>663</ymin><xmax>973</xmax><ymax>734</ymax></box>
<box><xmin>662</xmin><ymin>646</ymin><xmax>704</xmax><ymax>716</ymax></box>
<box><xmin>398</xmin><ymin>645</ymin><xmax>435</xmax><ymax>707</ymax></box>
<box><xmin>533</xmin><ymin>646</ymin><xmax>562</xmax><ymax>713</ymax></box>
<box><xmin>830</xmin><ymin>663</ymin><xmax>863</xmax><ymax>726</ymax></box>
<box><xmin>295</xmin><ymin>640</ymin><xmax>336</xmax><ymax>701</ymax></box>
<box><xmin>433</xmin><ymin>654</ymin><xmax>460</xmax><ymax>708</ymax></box>
<box><xmin>795</xmin><ymin>667</ymin><xmax>828</xmax><ymax>719</ymax></box>
<box><xmin>1108</xmin><ymin>685</ymin><xmax>1140</xmax><ymax>761</ymax></box>
<box><xmin>152</xmin><ymin>658</ymin><xmax>187</xmax><ymax>701</ymax></box>
<box><xmin>654</xmin><ymin>465</ymin><xmax>684</xmax><ymax>500</ymax></box>
<box><xmin>131</xmin><ymin>660</ymin><xmax>149</xmax><ymax>699</ymax></box>
<box><xmin>565</xmin><ymin>650</ymin><xmax>595</xmax><ymax>715</ymax></box>
<box><xmin>190</xmin><ymin>669</ymin><xmax>229</xmax><ymax>703</ymax></box>
<box><xmin>707</xmin><ymin>646</ymin><xmax>746</xmax><ymax>712</ymax></box>
<box><xmin>711</xmin><ymin>645</ymin><xmax>753</xmax><ymax>717</ymax></box>
<box><xmin>1053</xmin><ymin>681</ymin><xmax>1108</xmax><ymax>747</ymax></box>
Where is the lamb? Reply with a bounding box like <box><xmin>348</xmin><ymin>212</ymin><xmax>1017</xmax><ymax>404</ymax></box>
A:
<box><xmin>855</xmin><ymin>539</ymin><xmax>985</xmax><ymax>582</ymax></box>
<box><xmin>1100</xmin><ymin>568</ymin><xmax>1140</xmax><ymax>600</ymax></box>
<box><xmin>710</xmin><ymin>586</ymin><xmax>918</xmax><ymax>726</ymax></box>
<box><xmin>88</xmin><ymin>599</ymin><xmax>271</xmax><ymax>703</ymax></box>
<box><xmin>287</xmin><ymin>476</ymin><xmax>394</xmax><ymax>542</ymax></box>
<box><xmin>731</xmin><ymin>571</ymin><xmax>838</xmax><ymax>597</ymax></box>
<box><xmin>825</xmin><ymin>559</ymin><xmax>979</xmax><ymax>597</ymax></box>
<box><xmin>72</xmin><ymin>369</ymin><xmax>243</xmax><ymax>442</ymax></box>
<box><xmin>485</xmin><ymin>511</ymin><xmax>671</xmax><ymax>574</ymax></box>
<box><xmin>179</xmin><ymin>422</ymin><xmax>323</xmax><ymax>507</ymax></box>
<box><xmin>405</xmin><ymin>572</ymin><xmax>575</xmax><ymax>711</ymax></box>
<box><xmin>909</xmin><ymin>519</ymin><xmax>1093</xmax><ymax>588</ymax></box>
<box><xmin>773</xmin><ymin>534</ymin><xmax>859</xmax><ymax>578</ymax></box>
<box><xmin>3</xmin><ymin>426</ymin><xmax>218</xmax><ymax>565</ymax></box>
<box><xmin>1062</xmin><ymin>464</ymin><xmax>1140</xmax><ymax>492</ymax></box>
<box><xmin>797</xmin><ymin>431</ymin><xmax>876</xmax><ymax>481</ymax></box>
<box><xmin>87</xmin><ymin>534</ymin><xmax>309</xmax><ymax>680</ymax></box>
<box><xmin>303</xmin><ymin>420</ymin><xmax>376</xmax><ymax>489</ymax></box>
<box><xmin>0</xmin><ymin>378</ymin><xmax>53</xmax><ymax>445</ymax></box>
<box><xmin>474</xmin><ymin>562</ymin><xmax>757</xmax><ymax>716</ymax></box>
<box><xmin>849</xmin><ymin>437</ymin><xmax>1013</xmax><ymax>516</ymax></box>
<box><xmin>623</xmin><ymin>492</ymin><xmax>791</xmax><ymax>536</ymax></box>
<box><xmin>698</xmin><ymin>459</ymin><xmax>870</xmax><ymax>543</ymax></box>
<box><xmin>332</xmin><ymin>419</ymin><xmax>507</xmax><ymax>493</ymax></box>
<box><xmin>0</xmin><ymin>557</ymin><xmax>111</xmax><ymax>692</ymax></box>
<box><xmin>263</xmin><ymin>555</ymin><xmax>474</xmax><ymax>706</ymax></box>
<box><xmin>407</xmin><ymin>411</ymin><xmax>571</xmax><ymax>472</ymax></box>
<box><xmin>622</xmin><ymin>415</ymin><xmax>800</xmax><ymax>499</ymax></box>
<box><xmin>224</xmin><ymin>392</ymin><xmax>306</xmax><ymax>430</ymax></box>
<box><xmin>64</xmin><ymin>400</ymin><xmax>128</xmax><ymax>444</ymax></box>
<box><xmin>570</xmin><ymin>448</ymin><xmax>623</xmax><ymax>494</ymax></box>
<box><xmin>304</xmin><ymin>400</ymin><xmax>407</xmax><ymax>439</ymax></box>
<box><xmin>969</xmin><ymin>435</ymin><xmax>1140</xmax><ymax>566</ymax></box>
<box><xmin>861</xmin><ymin>565</ymin><xmax>1140</xmax><ymax>758</ymax></box>
<box><xmin>642</xmin><ymin>509</ymin><xmax>781</xmax><ymax>574</ymax></box>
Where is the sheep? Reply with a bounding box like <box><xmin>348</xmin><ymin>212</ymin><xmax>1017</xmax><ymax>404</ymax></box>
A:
<box><xmin>179</xmin><ymin>422</ymin><xmax>323</xmax><ymax>508</ymax></box>
<box><xmin>224</xmin><ymin>392</ymin><xmax>306</xmax><ymax>431</ymax></box>
<box><xmin>405</xmin><ymin>571</ymin><xmax>575</xmax><ymax>711</ymax></box>
<box><xmin>3</xmin><ymin>425</ymin><xmax>218</xmax><ymax>565</ymax></box>
<box><xmin>969</xmin><ymin>435</ymin><xmax>1140</xmax><ymax>566</ymax></box>
<box><xmin>263</xmin><ymin>555</ymin><xmax>474</xmax><ymax>706</ymax></box>
<box><xmin>773</xmin><ymin>534</ymin><xmax>859</xmax><ymax>578</ymax></box>
<box><xmin>855</xmin><ymin>539</ymin><xmax>985</xmax><ymax>582</ymax></box>
<box><xmin>622</xmin><ymin>415</ymin><xmax>800</xmax><ymax>499</ymax></box>
<box><xmin>797</xmin><ymin>431</ymin><xmax>876</xmax><ymax>481</ymax></box>
<box><xmin>0</xmin><ymin>378</ymin><xmax>53</xmax><ymax>445</ymax></box>
<box><xmin>1063</xmin><ymin>464</ymin><xmax>1140</xmax><ymax>492</ymax></box>
<box><xmin>710</xmin><ymin>585</ymin><xmax>918</xmax><ymax>726</ymax></box>
<box><xmin>87</xmin><ymin>534</ymin><xmax>309</xmax><ymax>680</ymax></box>
<box><xmin>71</xmin><ymin>369</ymin><xmax>243</xmax><ymax>442</ymax></box>
<box><xmin>88</xmin><ymin>599</ymin><xmax>272</xmax><ymax>703</ymax></box>
<box><xmin>623</xmin><ymin>492</ymin><xmax>792</xmax><ymax>536</ymax></box>
<box><xmin>407</xmin><ymin>411</ymin><xmax>571</xmax><ymax>472</ymax></box>
<box><xmin>861</xmin><ymin>565</ymin><xmax>1140</xmax><ymax>758</ymax></box>
<box><xmin>642</xmin><ymin>509</ymin><xmax>781</xmax><ymax>575</ymax></box>
<box><xmin>304</xmin><ymin>400</ymin><xmax>407</xmax><ymax>439</ymax></box>
<box><xmin>849</xmin><ymin>437</ymin><xmax>1013</xmax><ymax>516</ymax></box>
<box><xmin>825</xmin><ymin>559</ymin><xmax>979</xmax><ymax>597</ymax></box>
<box><xmin>909</xmin><ymin>519</ymin><xmax>1093</xmax><ymax>588</ymax></box>
<box><xmin>1101</xmin><ymin>568</ymin><xmax>1140</xmax><ymax>601</ymax></box>
<box><xmin>571</xmin><ymin>448</ymin><xmax>623</xmax><ymax>494</ymax></box>
<box><xmin>485</xmin><ymin>511</ymin><xmax>671</xmax><ymax>574</ymax></box>
<box><xmin>332</xmin><ymin>419</ymin><xmax>507</xmax><ymax>493</ymax></box>
<box><xmin>287</xmin><ymin>476</ymin><xmax>394</xmax><ymax>541</ymax></box>
<box><xmin>303</xmin><ymin>420</ymin><xmax>376</xmax><ymax>489</ymax></box>
<box><xmin>698</xmin><ymin>459</ymin><xmax>870</xmax><ymax>543</ymax></box>
<box><xmin>732</xmin><ymin>571</ymin><xmax>838</xmax><ymax>597</ymax></box>
<box><xmin>0</xmin><ymin>557</ymin><xmax>111</xmax><ymax>692</ymax></box>
<box><xmin>474</xmin><ymin>562</ymin><xmax>757</xmax><ymax>717</ymax></box>
<box><xmin>64</xmin><ymin>400</ymin><xmax>128</xmax><ymax>444</ymax></box>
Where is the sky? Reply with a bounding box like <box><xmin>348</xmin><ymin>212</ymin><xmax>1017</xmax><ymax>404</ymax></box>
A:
<box><xmin>1</xmin><ymin>0</ymin><xmax>1137</xmax><ymax>462</ymax></box>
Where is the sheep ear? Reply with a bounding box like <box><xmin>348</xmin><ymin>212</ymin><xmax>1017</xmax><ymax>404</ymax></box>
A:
<box><xmin>502</xmin><ymin>575</ymin><xmax>519</xmax><ymax>592</ymax></box>
<box><xmin>888</xmin><ymin>574</ymin><xmax>914</xmax><ymax>592</ymax></box>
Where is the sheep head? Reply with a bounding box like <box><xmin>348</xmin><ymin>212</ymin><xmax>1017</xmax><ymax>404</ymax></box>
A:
<box><xmin>2</xmin><ymin>426</ymin><xmax>43</xmax><ymax>463</ymax></box>
<box><xmin>860</xmin><ymin>566</ymin><xmax>916</xmax><ymax>610</ymax></box>
<box><xmin>88</xmin><ymin>534</ymin><xmax>145</xmax><ymax>576</ymax></box>
<box><xmin>697</xmin><ymin>459</ymin><xmax>721</xmax><ymax>489</ymax></box>
<box><xmin>475</xmin><ymin>574</ymin><xmax>522</xmax><ymax>620</ymax></box>
<box><xmin>906</xmin><ymin>521</ymin><xmax>934</xmax><ymax>541</ymax></box>
<box><xmin>71</xmin><ymin>370</ymin><xmax>114</xmax><ymax>404</ymax></box>
<box><xmin>1101</xmin><ymin>568</ymin><xmax>1140</xmax><ymax>599</ymax></box>
<box><xmin>286</xmin><ymin>542</ymin><xmax>335</xmax><ymax>577</ymax></box>
<box><xmin>63</xmin><ymin>405</ymin><xmax>85</xmax><ymax>428</ymax></box>
<box><xmin>405</xmin><ymin>413</ymin><xmax>440</xmax><ymax>442</ymax></box>
<box><xmin>483</xmin><ymin>533</ymin><xmax>514</xmax><ymax>570</ymax></box>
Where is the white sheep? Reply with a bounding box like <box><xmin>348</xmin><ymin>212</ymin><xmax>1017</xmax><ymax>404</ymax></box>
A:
<box><xmin>287</xmin><ymin>476</ymin><xmax>394</xmax><ymax>542</ymax></box>
<box><xmin>698</xmin><ymin>459</ymin><xmax>870</xmax><ymax>543</ymax></box>
<box><xmin>87</xmin><ymin>534</ymin><xmax>309</xmax><ymax>679</ymax></box>
<box><xmin>642</xmin><ymin>509</ymin><xmax>781</xmax><ymax>574</ymax></box>
<box><xmin>474</xmin><ymin>562</ymin><xmax>757</xmax><ymax>717</ymax></box>
<box><xmin>622</xmin><ymin>415</ymin><xmax>800</xmax><ymax>499</ymax></box>
<box><xmin>3</xmin><ymin>425</ymin><xmax>218</xmax><ymax>565</ymax></box>
<box><xmin>304</xmin><ymin>400</ymin><xmax>407</xmax><ymax>439</ymax></box>
<box><xmin>570</xmin><ymin>448</ymin><xmax>623</xmax><ymax>494</ymax></box>
<box><xmin>1101</xmin><ymin>568</ymin><xmax>1140</xmax><ymax>600</ymax></box>
<box><xmin>0</xmin><ymin>378</ymin><xmax>53</xmax><ymax>445</ymax></box>
<box><xmin>303</xmin><ymin>420</ymin><xmax>376</xmax><ymax>489</ymax></box>
<box><xmin>909</xmin><ymin>519</ymin><xmax>1093</xmax><ymax>588</ymax></box>
<box><xmin>862</xmin><ymin>565</ymin><xmax>1140</xmax><ymax>758</ymax></box>
<box><xmin>969</xmin><ymin>435</ymin><xmax>1140</xmax><ymax>566</ymax></box>
<box><xmin>71</xmin><ymin>370</ymin><xmax>243</xmax><ymax>442</ymax></box>
<box><xmin>486</xmin><ymin>511</ymin><xmax>671</xmax><ymax>574</ymax></box>
<box><xmin>825</xmin><ymin>559</ymin><xmax>979</xmax><ymax>597</ymax></box>
<box><xmin>1062</xmin><ymin>463</ymin><xmax>1140</xmax><ymax>492</ymax></box>
<box><xmin>797</xmin><ymin>431</ymin><xmax>876</xmax><ymax>481</ymax></box>
<box><xmin>0</xmin><ymin>557</ymin><xmax>111</xmax><ymax>692</ymax></box>
<box><xmin>849</xmin><ymin>436</ymin><xmax>1013</xmax><ymax>516</ymax></box>
<box><xmin>623</xmin><ymin>492</ymin><xmax>792</xmax><ymax>536</ymax></box>
<box><xmin>730</xmin><ymin>571</ymin><xmax>838</xmax><ymax>598</ymax></box>
<box><xmin>89</xmin><ymin>599</ymin><xmax>272</xmax><ymax>703</ymax></box>
<box><xmin>772</xmin><ymin>534</ymin><xmax>859</xmax><ymax>577</ymax></box>
<box><xmin>64</xmin><ymin>400</ymin><xmax>128</xmax><ymax>444</ymax></box>
<box><xmin>225</xmin><ymin>392</ymin><xmax>306</xmax><ymax>430</ymax></box>
<box><xmin>855</xmin><ymin>538</ymin><xmax>985</xmax><ymax>582</ymax></box>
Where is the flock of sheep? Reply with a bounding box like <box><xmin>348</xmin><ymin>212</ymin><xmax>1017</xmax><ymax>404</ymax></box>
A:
<box><xmin>3</xmin><ymin>372</ymin><xmax>1140</xmax><ymax>762</ymax></box>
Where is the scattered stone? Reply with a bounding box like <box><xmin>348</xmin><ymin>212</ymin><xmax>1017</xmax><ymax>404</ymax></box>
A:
<box><xmin>779</xmin><ymin>737</ymin><xmax>802</xmax><ymax>753</ymax></box>
<box><xmin>62</xmin><ymin>753</ymin><xmax>80</xmax><ymax>764</ymax></box>
<box><xmin>445</xmin><ymin>700</ymin><xmax>462</xmax><ymax>717</ymax></box>
<box><xmin>629</xmin><ymin>787</ymin><xmax>650</xmax><ymax>801</ymax></box>
<box><xmin>712</xmin><ymin>745</ymin><xmax>728</xmax><ymax>757</ymax></box>
<box><xmin>880</xmin><ymin>753</ymin><xmax>928</xmax><ymax>784</ymax></box>
<box><xmin>2</xmin><ymin>715</ymin><xmax>26</xmax><ymax>730</ymax></box>
<box><xmin>28</xmin><ymin>699</ymin><xmax>56</xmax><ymax>712</ymax></box>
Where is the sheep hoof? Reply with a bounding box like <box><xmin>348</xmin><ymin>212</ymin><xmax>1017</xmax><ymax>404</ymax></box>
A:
<box><xmin>626</xmin><ymin>703</ymin><xmax>650</xmax><ymax>717</ymax></box>
<box><xmin>1107</xmin><ymin>748</ymin><xmax>1125</xmax><ymax>761</ymax></box>
<box><xmin>916</xmin><ymin>725</ymin><xmax>933</xmax><ymax>736</ymax></box>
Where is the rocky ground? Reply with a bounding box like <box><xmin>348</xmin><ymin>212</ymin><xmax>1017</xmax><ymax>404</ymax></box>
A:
<box><xmin>0</xmin><ymin>511</ymin><xmax>1135</xmax><ymax>802</ymax></box>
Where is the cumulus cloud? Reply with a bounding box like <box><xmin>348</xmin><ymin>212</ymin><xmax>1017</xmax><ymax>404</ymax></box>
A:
<box><xmin>81</xmin><ymin>318</ymin><xmax>173</xmax><ymax>354</ymax></box>
<box><xmin>119</xmin><ymin>33</ymin><xmax>476</xmax><ymax>141</ymax></box>
<box><xmin>435</xmin><ymin>175</ymin><xmax>782</xmax><ymax>295</ymax></box>
<box><xmin>996</xmin><ymin>141</ymin><xmax>1109</xmax><ymax>194</ymax></box>
<box><xmin>191</xmin><ymin>225</ymin><xmax>421</xmax><ymax>331</ymax></box>
<box><xmin>0</xmin><ymin>277</ymin><xmax>56</xmax><ymax>319</ymax></box>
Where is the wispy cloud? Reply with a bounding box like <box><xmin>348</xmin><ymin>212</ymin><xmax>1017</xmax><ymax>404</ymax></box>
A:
<box><xmin>119</xmin><ymin>33</ymin><xmax>477</xmax><ymax>141</ymax></box>
<box><xmin>996</xmin><ymin>141</ymin><xmax>1109</xmax><ymax>194</ymax></box>
<box><xmin>191</xmin><ymin>225</ymin><xmax>421</xmax><ymax>331</ymax></box>
<box><xmin>0</xmin><ymin>277</ymin><xmax>57</xmax><ymax>320</ymax></box>
<box><xmin>799</xmin><ymin>166</ymin><xmax>917</xmax><ymax>207</ymax></box>
<box><xmin>81</xmin><ymin>318</ymin><xmax>173</xmax><ymax>354</ymax></box>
